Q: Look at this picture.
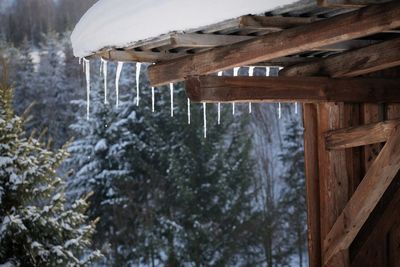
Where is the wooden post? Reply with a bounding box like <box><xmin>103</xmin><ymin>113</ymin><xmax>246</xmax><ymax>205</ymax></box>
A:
<box><xmin>303</xmin><ymin>103</ymin><xmax>322</xmax><ymax>267</ymax></box>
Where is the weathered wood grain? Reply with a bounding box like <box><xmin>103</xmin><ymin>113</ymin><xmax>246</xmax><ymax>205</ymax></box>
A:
<box><xmin>323</xmin><ymin>125</ymin><xmax>400</xmax><ymax>265</ymax></box>
<box><xmin>184</xmin><ymin>76</ymin><xmax>400</xmax><ymax>103</ymax></box>
<box><xmin>280</xmin><ymin>38</ymin><xmax>400</xmax><ymax>78</ymax></box>
<box><xmin>325</xmin><ymin>119</ymin><xmax>400</xmax><ymax>150</ymax></box>
<box><xmin>149</xmin><ymin>2</ymin><xmax>400</xmax><ymax>86</ymax></box>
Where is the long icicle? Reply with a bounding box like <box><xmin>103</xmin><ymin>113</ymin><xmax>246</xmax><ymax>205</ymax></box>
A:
<box><xmin>218</xmin><ymin>103</ymin><xmax>221</xmax><ymax>125</ymax></box>
<box><xmin>151</xmin><ymin>86</ymin><xmax>155</xmax><ymax>112</ymax></box>
<box><xmin>136</xmin><ymin>62</ymin><xmax>141</xmax><ymax>106</ymax></box>
<box><xmin>187</xmin><ymin>98</ymin><xmax>191</xmax><ymax>125</ymax></box>
<box><xmin>233</xmin><ymin>67</ymin><xmax>240</xmax><ymax>115</ymax></box>
<box><xmin>170</xmin><ymin>83</ymin><xmax>174</xmax><ymax>117</ymax></box>
<box><xmin>295</xmin><ymin>102</ymin><xmax>298</xmax><ymax>114</ymax></box>
<box><xmin>203</xmin><ymin>102</ymin><xmax>207</xmax><ymax>139</ymax></box>
<box><xmin>102</xmin><ymin>58</ymin><xmax>108</xmax><ymax>104</ymax></box>
<box><xmin>217</xmin><ymin>71</ymin><xmax>223</xmax><ymax>124</ymax></box>
<box><xmin>278</xmin><ymin>67</ymin><xmax>284</xmax><ymax>119</ymax></box>
<box><xmin>278</xmin><ymin>102</ymin><xmax>282</xmax><ymax>119</ymax></box>
<box><xmin>83</xmin><ymin>58</ymin><xmax>90</xmax><ymax>120</ymax></box>
<box><xmin>115</xmin><ymin>62</ymin><xmax>124</xmax><ymax>108</ymax></box>
<box><xmin>248</xmin><ymin>66</ymin><xmax>255</xmax><ymax>114</ymax></box>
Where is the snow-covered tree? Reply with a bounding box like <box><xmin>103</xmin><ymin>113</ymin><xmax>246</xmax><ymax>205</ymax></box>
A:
<box><xmin>67</xmin><ymin>62</ymin><xmax>258</xmax><ymax>266</ymax></box>
<box><xmin>0</xmin><ymin>65</ymin><xmax>101</xmax><ymax>266</ymax></box>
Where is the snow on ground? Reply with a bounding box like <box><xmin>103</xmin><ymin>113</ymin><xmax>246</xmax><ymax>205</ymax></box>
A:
<box><xmin>71</xmin><ymin>0</ymin><xmax>299</xmax><ymax>58</ymax></box>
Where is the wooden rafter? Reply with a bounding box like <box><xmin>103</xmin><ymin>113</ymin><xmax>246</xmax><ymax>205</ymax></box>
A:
<box><xmin>318</xmin><ymin>0</ymin><xmax>392</xmax><ymax>8</ymax></box>
<box><xmin>184</xmin><ymin>76</ymin><xmax>400</xmax><ymax>103</ymax></box>
<box><xmin>323</xmin><ymin>125</ymin><xmax>400</xmax><ymax>265</ymax></box>
<box><xmin>98</xmin><ymin>50</ymin><xmax>189</xmax><ymax>63</ymax></box>
<box><xmin>148</xmin><ymin>1</ymin><xmax>400</xmax><ymax>86</ymax></box>
<box><xmin>325</xmin><ymin>119</ymin><xmax>400</xmax><ymax>150</ymax></box>
<box><xmin>280</xmin><ymin>38</ymin><xmax>400</xmax><ymax>78</ymax></box>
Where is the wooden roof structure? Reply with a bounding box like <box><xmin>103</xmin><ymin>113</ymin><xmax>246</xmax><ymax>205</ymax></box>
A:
<box><xmin>85</xmin><ymin>1</ymin><xmax>400</xmax><ymax>267</ymax></box>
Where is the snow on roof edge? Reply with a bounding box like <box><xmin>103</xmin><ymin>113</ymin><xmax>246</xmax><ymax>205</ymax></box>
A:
<box><xmin>71</xmin><ymin>0</ymin><xmax>300</xmax><ymax>58</ymax></box>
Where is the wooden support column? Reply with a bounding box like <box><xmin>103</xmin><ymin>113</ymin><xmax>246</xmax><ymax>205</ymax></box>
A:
<box><xmin>317</xmin><ymin>103</ymin><xmax>351</xmax><ymax>267</ymax></box>
<box><xmin>303</xmin><ymin>104</ymin><xmax>322</xmax><ymax>267</ymax></box>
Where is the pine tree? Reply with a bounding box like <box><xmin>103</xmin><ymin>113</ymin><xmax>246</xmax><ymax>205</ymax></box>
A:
<box><xmin>0</xmin><ymin>63</ymin><xmax>101</xmax><ymax>266</ymax></box>
<box><xmin>279</xmin><ymin>116</ymin><xmax>307</xmax><ymax>267</ymax></box>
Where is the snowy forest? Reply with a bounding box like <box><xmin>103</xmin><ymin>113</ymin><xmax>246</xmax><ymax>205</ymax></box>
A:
<box><xmin>0</xmin><ymin>0</ymin><xmax>307</xmax><ymax>266</ymax></box>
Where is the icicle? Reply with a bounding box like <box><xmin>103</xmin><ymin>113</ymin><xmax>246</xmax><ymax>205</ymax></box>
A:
<box><xmin>266</xmin><ymin>66</ymin><xmax>270</xmax><ymax>77</ymax></box>
<box><xmin>170</xmin><ymin>83</ymin><xmax>174</xmax><ymax>117</ymax></box>
<box><xmin>217</xmin><ymin>103</ymin><xmax>221</xmax><ymax>125</ymax></box>
<box><xmin>233</xmin><ymin>67</ymin><xmax>240</xmax><ymax>76</ymax></box>
<box><xmin>278</xmin><ymin>102</ymin><xmax>282</xmax><ymax>119</ymax></box>
<box><xmin>203</xmin><ymin>102</ymin><xmax>207</xmax><ymax>139</ymax></box>
<box><xmin>217</xmin><ymin>71</ymin><xmax>223</xmax><ymax>123</ymax></box>
<box><xmin>248</xmin><ymin>66</ymin><xmax>255</xmax><ymax>114</ymax></box>
<box><xmin>82</xmin><ymin>58</ymin><xmax>85</xmax><ymax>73</ymax></box>
<box><xmin>78</xmin><ymin>57</ymin><xmax>82</xmax><ymax>65</ymax></box>
<box><xmin>232</xmin><ymin>67</ymin><xmax>240</xmax><ymax>115</ymax></box>
<box><xmin>248</xmin><ymin>66</ymin><xmax>254</xmax><ymax>76</ymax></box>
<box><xmin>83</xmin><ymin>58</ymin><xmax>90</xmax><ymax>120</ymax></box>
<box><xmin>102</xmin><ymin>58</ymin><xmax>108</xmax><ymax>104</ymax></box>
<box><xmin>295</xmin><ymin>102</ymin><xmax>298</xmax><ymax>114</ymax></box>
<box><xmin>115</xmin><ymin>62</ymin><xmax>124</xmax><ymax>108</ymax></box>
<box><xmin>136</xmin><ymin>62</ymin><xmax>142</xmax><ymax>106</ymax></box>
<box><xmin>151</xmin><ymin>86</ymin><xmax>155</xmax><ymax>112</ymax></box>
<box><xmin>187</xmin><ymin>98</ymin><xmax>191</xmax><ymax>125</ymax></box>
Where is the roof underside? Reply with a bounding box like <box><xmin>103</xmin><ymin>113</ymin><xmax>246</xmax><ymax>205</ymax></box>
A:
<box><xmin>76</xmin><ymin>0</ymin><xmax>399</xmax><ymax>71</ymax></box>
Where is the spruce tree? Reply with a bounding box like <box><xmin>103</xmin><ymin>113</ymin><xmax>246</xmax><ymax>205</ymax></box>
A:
<box><xmin>0</xmin><ymin>64</ymin><xmax>100</xmax><ymax>266</ymax></box>
<box><xmin>279</xmin><ymin>117</ymin><xmax>307</xmax><ymax>267</ymax></box>
<box><xmin>67</xmin><ymin>63</ymin><xmax>258</xmax><ymax>266</ymax></box>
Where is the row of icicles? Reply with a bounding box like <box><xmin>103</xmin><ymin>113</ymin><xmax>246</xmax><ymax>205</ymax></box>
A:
<box><xmin>80</xmin><ymin>58</ymin><xmax>298</xmax><ymax>138</ymax></box>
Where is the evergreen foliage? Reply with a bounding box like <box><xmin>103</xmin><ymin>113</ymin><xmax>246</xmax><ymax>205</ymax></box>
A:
<box><xmin>279</xmin><ymin>117</ymin><xmax>307</xmax><ymax>267</ymax></box>
<box><xmin>0</xmin><ymin>64</ymin><xmax>101</xmax><ymax>266</ymax></box>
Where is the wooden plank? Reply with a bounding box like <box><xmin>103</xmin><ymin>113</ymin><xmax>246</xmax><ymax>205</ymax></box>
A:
<box><xmin>98</xmin><ymin>50</ymin><xmax>189</xmax><ymax>63</ymax></box>
<box><xmin>323</xmin><ymin>125</ymin><xmax>400</xmax><ymax>265</ymax></box>
<box><xmin>319</xmin><ymin>0</ymin><xmax>392</xmax><ymax>8</ymax></box>
<box><xmin>238</xmin><ymin>15</ymin><xmax>320</xmax><ymax>30</ymax></box>
<box><xmin>184</xmin><ymin>76</ymin><xmax>400</xmax><ymax>103</ymax></box>
<box><xmin>325</xmin><ymin>119</ymin><xmax>399</xmax><ymax>150</ymax></box>
<box><xmin>170</xmin><ymin>33</ymin><xmax>375</xmax><ymax>51</ymax></box>
<box><xmin>317</xmin><ymin>103</ymin><xmax>350</xmax><ymax>267</ymax></box>
<box><xmin>148</xmin><ymin>2</ymin><xmax>400</xmax><ymax>86</ymax></box>
<box><xmin>302</xmin><ymin>104</ymin><xmax>322</xmax><ymax>267</ymax></box>
<box><xmin>343</xmin><ymin>104</ymin><xmax>362</xmax><ymax>197</ymax></box>
<box><xmin>280</xmin><ymin>38</ymin><xmax>400</xmax><ymax>78</ymax></box>
<box><xmin>170</xmin><ymin>33</ymin><xmax>253</xmax><ymax>48</ymax></box>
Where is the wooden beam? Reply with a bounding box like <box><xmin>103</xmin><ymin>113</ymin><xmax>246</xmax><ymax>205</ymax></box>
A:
<box><xmin>148</xmin><ymin>2</ymin><xmax>400</xmax><ymax>86</ymax></box>
<box><xmin>318</xmin><ymin>0</ymin><xmax>392</xmax><ymax>8</ymax></box>
<box><xmin>323</xmin><ymin>125</ymin><xmax>400</xmax><ymax>265</ymax></box>
<box><xmin>184</xmin><ymin>76</ymin><xmax>400</xmax><ymax>103</ymax></box>
<box><xmin>280</xmin><ymin>38</ymin><xmax>400</xmax><ymax>78</ymax></box>
<box><xmin>98</xmin><ymin>50</ymin><xmax>189</xmax><ymax>63</ymax></box>
<box><xmin>325</xmin><ymin>119</ymin><xmax>400</xmax><ymax>150</ymax></box>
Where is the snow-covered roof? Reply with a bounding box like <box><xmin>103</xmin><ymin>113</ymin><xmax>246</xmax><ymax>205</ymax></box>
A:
<box><xmin>71</xmin><ymin>0</ymin><xmax>300</xmax><ymax>58</ymax></box>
